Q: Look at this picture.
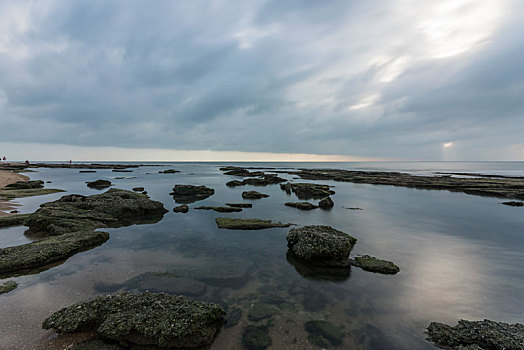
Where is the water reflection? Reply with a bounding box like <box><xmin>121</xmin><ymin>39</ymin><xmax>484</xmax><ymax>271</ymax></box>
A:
<box><xmin>286</xmin><ymin>251</ymin><xmax>351</xmax><ymax>282</ymax></box>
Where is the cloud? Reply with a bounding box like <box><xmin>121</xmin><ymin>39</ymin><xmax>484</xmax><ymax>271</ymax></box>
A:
<box><xmin>0</xmin><ymin>0</ymin><xmax>523</xmax><ymax>160</ymax></box>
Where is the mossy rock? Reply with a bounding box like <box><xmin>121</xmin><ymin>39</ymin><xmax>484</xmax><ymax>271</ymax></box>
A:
<box><xmin>0</xmin><ymin>188</ymin><xmax>65</xmax><ymax>200</ymax></box>
<box><xmin>170</xmin><ymin>185</ymin><xmax>214</xmax><ymax>204</ymax></box>
<box><xmin>305</xmin><ymin>320</ymin><xmax>344</xmax><ymax>347</ymax></box>
<box><xmin>216</xmin><ymin>217</ymin><xmax>292</xmax><ymax>230</ymax></box>
<box><xmin>42</xmin><ymin>292</ymin><xmax>226</xmax><ymax>349</ymax></box>
<box><xmin>242</xmin><ymin>325</ymin><xmax>272</xmax><ymax>350</ymax></box>
<box><xmin>0</xmin><ymin>214</ymin><xmax>31</xmax><ymax>228</ymax></box>
<box><xmin>351</xmin><ymin>255</ymin><xmax>400</xmax><ymax>274</ymax></box>
<box><xmin>173</xmin><ymin>204</ymin><xmax>189</xmax><ymax>213</ymax></box>
<box><xmin>319</xmin><ymin>196</ymin><xmax>334</xmax><ymax>209</ymax></box>
<box><xmin>280</xmin><ymin>182</ymin><xmax>335</xmax><ymax>200</ymax></box>
<box><xmin>0</xmin><ymin>281</ymin><xmax>18</xmax><ymax>294</ymax></box>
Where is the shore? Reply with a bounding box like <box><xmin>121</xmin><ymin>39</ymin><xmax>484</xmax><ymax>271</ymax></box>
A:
<box><xmin>0</xmin><ymin>168</ymin><xmax>29</xmax><ymax>217</ymax></box>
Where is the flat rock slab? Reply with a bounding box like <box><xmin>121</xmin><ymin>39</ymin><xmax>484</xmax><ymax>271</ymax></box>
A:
<box><xmin>285</xmin><ymin>202</ymin><xmax>318</xmax><ymax>210</ymax></box>
<box><xmin>195</xmin><ymin>206</ymin><xmax>242</xmax><ymax>213</ymax></box>
<box><xmin>216</xmin><ymin>217</ymin><xmax>292</xmax><ymax>230</ymax></box>
<box><xmin>226</xmin><ymin>203</ymin><xmax>252</xmax><ymax>208</ymax></box>
<box><xmin>426</xmin><ymin>319</ymin><xmax>524</xmax><ymax>350</ymax></box>
<box><xmin>0</xmin><ymin>214</ymin><xmax>31</xmax><ymax>228</ymax></box>
<box><xmin>42</xmin><ymin>292</ymin><xmax>226</xmax><ymax>349</ymax></box>
<box><xmin>171</xmin><ymin>185</ymin><xmax>214</xmax><ymax>204</ymax></box>
<box><xmin>287</xmin><ymin>225</ymin><xmax>357</xmax><ymax>267</ymax></box>
<box><xmin>241</xmin><ymin>191</ymin><xmax>269</xmax><ymax>199</ymax></box>
<box><xmin>351</xmin><ymin>255</ymin><xmax>400</xmax><ymax>274</ymax></box>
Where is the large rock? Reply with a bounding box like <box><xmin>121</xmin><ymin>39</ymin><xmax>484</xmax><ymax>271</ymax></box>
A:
<box><xmin>242</xmin><ymin>191</ymin><xmax>269</xmax><ymax>199</ymax></box>
<box><xmin>318</xmin><ymin>197</ymin><xmax>334</xmax><ymax>209</ymax></box>
<box><xmin>280</xmin><ymin>182</ymin><xmax>335</xmax><ymax>200</ymax></box>
<box><xmin>351</xmin><ymin>255</ymin><xmax>400</xmax><ymax>274</ymax></box>
<box><xmin>42</xmin><ymin>292</ymin><xmax>226</xmax><ymax>349</ymax></box>
<box><xmin>86</xmin><ymin>179</ymin><xmax>112</xmax><ymax>189</ymax></box>
<box><xmin>426</xmin><ymin>319</ymin><xmax>524</xmax><ymax>350</ymax></box>
<box><xmin>170</xmin><ymin>185</ymin><xmax>214</xmax><ymax>203</ymax></box>
<box><xmin>0</xmin><ymin>214</ymin><xmax>31</xmax><ymax>228</ymax></box>
<box><xmin>286</xmin><ymin>225</ymin><xmax>357</xmax><ymax>267</ymax></box>
<box><xmin>216</xmin><ymin>217</ymin><xmax>292</xmax><ymax>230</ymax></box>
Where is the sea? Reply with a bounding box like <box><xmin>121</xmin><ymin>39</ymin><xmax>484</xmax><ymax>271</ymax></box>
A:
<box><xmin>1</xmin><ymin>161</ymin><xmax>523</xmax><ymax>349</ymax></box>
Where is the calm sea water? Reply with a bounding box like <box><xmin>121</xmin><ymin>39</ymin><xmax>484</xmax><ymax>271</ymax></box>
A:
<box><xmin>1</xmin><ymin>161</ymin><xmax>523</xmax><ymax>349</ymax></box>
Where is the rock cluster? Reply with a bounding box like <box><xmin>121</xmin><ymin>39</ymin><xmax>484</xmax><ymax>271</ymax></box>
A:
<box><xmin>280</xmin><ymin>182</ymin><xmax>335</xmax><ymax>200</ymax></box>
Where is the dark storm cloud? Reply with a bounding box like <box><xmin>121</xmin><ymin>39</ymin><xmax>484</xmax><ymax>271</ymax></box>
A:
<box><xmin>1</xmin><ymin>0</ymin><xmax>523</xmax><ymax>159</ymax></box>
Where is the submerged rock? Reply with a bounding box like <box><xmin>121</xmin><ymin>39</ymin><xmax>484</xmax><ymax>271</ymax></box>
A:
<box><xmin>195</xmin><ymin>206</ymin><xmax>242</xmax><ymax>213</ymax></box>
<box><xmin>0</xmin><ymin>280</ymin><xmax>18</xmax><ymax>294</ymax></box>
<box><xmin>42</xmin><ymin>292</ymin><xmax>226</xmax><ymax>349</ymax></box>
<box><xmin>305</xmin><ymin>320</ymin><xmax>345</xmax><ymax>347</ymax></box>
<box><xmin>502</xmin><ymin>201</ymin><xmax>524</xmax><ymax>207</ymax></box>
<box><xmin>248</xmin><ymin>302</ymin><xmax>278</xmax><ymax>322</ymax></box>
<box><xmin>426</xmin><ymin>319</ymin><xmax>524</xmax><ymax>350</ymax></box>
<box><xmin>242</xmin><ymin>325</ymin><xmax>272</xmax><ymax>350</ymax></box>
<box><xmin>280</xmin><ymin>182</ymin><xmax>335</xmax><ymax>200</ymax></box>
<box><xmin>242</xmin><ymin>191</ymin><xmax>269</xmax><ymax>199</ymax></box>
<box><xmin>171</xmin><ymin>185</ymin><xmax>214</xmax><ymax>203</ymax></box>
<box><xmin>287</xmin><ymin>225</ymin><xmax>357</xmax><ymax>267</ymax></box>
<box><xmin>119</xmin><ymin>272</ymin><xmax>207</xmax><ymax>297</ymax></box>
<box><xmin>226</xmin><ymin>203</ymin><xmax>252</xmax><ymax>208</ymax></box>
<box><xmin>216</xmin><ymin>217</ymin><xmax>292</xmax><ymax>230</ymax></box>
<box><xmin>285</xmin><ymin>202</ymin><xmax>318</xmax><ymax>210</ymax></box>
<box><xmin>86</xmin><ymin>179</ymin><xmax>112</xmax><ymax>189</ymax></box>
<box><xmin>318</xmin><ymin>196</ymin><xmax>334</xmax><ymax>209</ymax></box>
<box><xmin>351</xmin><ymin>255</ymin><xmax>400</xmax><ymax>274</ymax></box>
<box><xmin>173</xmin><ymin>204</ymin><xmax>189</xmax><ymax>213</ymax></box>
<box><xmin>286</xmin><ymin>251</ymin><xmax>351</xmax><ymax>282</ymax></box>
<box><xmin>225</xmin><ymin>307</ymin><xmax>242</xmax><ymax>328</ymax></box>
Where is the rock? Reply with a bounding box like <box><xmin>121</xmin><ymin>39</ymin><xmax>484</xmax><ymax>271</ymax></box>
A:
<box><xmin>0</xmin><ymin>281</ymin><xmax>18</xmax><ymax>294</ymax></box>
<box><xmin>318</xmin><ymin>196</ymin><xmax>334</xmax><ymax>209</ymax></box>
<box><xmin>351</xmin><ymin>255</ymin><xmax>400</xmax><ymax>274</ymax></box>
<box><xmin>132</xmin><ymin>187</ymin><xmax>144</xmax><ymax>192</ymax></box>
<box><xmin>226</xmin><ymin>203</ymin><xmax>252</xmax><ymax>208</ymax></box>
<box><xmin>0</xmin><ymin>231</ymin><xmax>109</xmax><ymax>275</ymax></box>
<box><xmin>242</xmin><ymin>191</ymin><xmax>269</xmax><ymax>199</ymax></box>
<box><xmin>280</xmin><ymin>182</ymin><xmax>335</xmax><ymax>200</ymax></box>
<box><xmin>242</xmin><ymin>325</ymin><xmax>272</xmax><ymax>350</ymax></box>
<box><xmin>226</xmin><ymin>180</ymin><xmax>244</xmax><ymax>187</ymax></box>
<box><xmin>79</xmin><ymin>170</ymin><xmax>97</xmax><ymax>173</ymax></box>
<box><xmin>42</xmin><ymin>292</ymin><xmax>226</xmax><ymax>349</ymax></box>
<box><xmin>502</xmin><ymin>201</ymin><xmax>524</xmax><ymax>207</ymax></box>
<box><xmin>305</xmin><ymin>320</ymin><xmax>344</xmax><ymax>347</ymax></box>
<box><xmin>142</xmin><ymin>191</ymin><xmax>147</xmax><ymax>195</ymax></box>
<box><xmin>225</xmin><ymin>307</ymin><xmax>242</xmax><ymax>328</ymax></box>
<box><xmin>248</xmin><ymin>302</ymin><xmax>278</xmax><ymax>322</ymax></box>
<box><xmin>86</xmin><ymin>179</ymin><xmax>112</xmax><ymax>189</ymax></box>
<box><xmin>0</xmin><ymin>187</ymin><xmax>65</xmax><ymax>200</ymax></box>
<box><xmin>344</xmin><ymin>207</ymin><xmax>363</xmax><ymax>210</ymax></box>
<box><xmin>173</xmin><ymin>204</ymin><xmax>189</xmax><ymax>213</ymax></box>
<box><xmin>426</xmin><ymin>319</ymin><xmax>524</xmax><ymax>350</ymax></box>
<box><xmin>216</xmin><ymin>218</ymin><xmax>292</xmax><ymax>230</ymax></box>
<box><xmin>170</xmin><ymin>185</ymin><xmax>214</xmax><ymax>203</ymax></box>
<box><xmin>195</xmin><ymin>206</ymin><xmax>242</xmax><ymax>213</ymax></box>
<box><xmin>159</xmin><ymin>169</ymin><xmax>180</xmax><ymax>174</ymax></box>
<box><xmin>286</xmin><ymin>225</ymin><xmax>357</xmax><ymax>267</ymax></box>
<box><xmin>285</xmin><ymin>202</ymin><xmax>318</xmax><ymax>210</ymax></box>
<box><xmin>4</xmin><ymin>180</ymin><xmax>44</xmax><ymax>190</ymax></box>
<box><xmin>0</xmin><ymin>214</ymin><xmax>31</xmax><ymax>228</ymax></box>
<box><xmin>111</xmin><ymin>169</ymin><xmax>133</xmax><ymax>172</ymax></box>
<box><xmin>120</xmin><ymin>272</ymin><xmax>207</xmax><ymax>297</ymax></box>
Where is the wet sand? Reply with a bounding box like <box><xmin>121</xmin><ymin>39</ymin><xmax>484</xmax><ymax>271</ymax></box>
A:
<box><xmin>0</xmin><ymin>168</ymin><xmax>28</xmax><ymax>217</ymax></box>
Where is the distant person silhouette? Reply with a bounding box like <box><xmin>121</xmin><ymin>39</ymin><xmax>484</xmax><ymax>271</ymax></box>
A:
<box><xmin>2</xmin><ymin>156</ymin><xmax>6</xmax><ymax>161</ymax></box>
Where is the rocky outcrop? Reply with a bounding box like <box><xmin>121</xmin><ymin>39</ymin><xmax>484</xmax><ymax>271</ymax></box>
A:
<box><xmin>170</xmin><ymin>185</ymin><xmax>214</xmax><ymax>203</ymax></box>
<box><xmin>351</xmin><ymin>255</ymin><xmax>400</xmax><ymax>274</ymax></box>
<box><xmin>226</xmin><ymin>203</ymin><xmax>252</xmax><ymax>208</ymax></box>
<box><xmin>286</xmin><ymin>226</ymin><xmax>357</xmax><ymax>267</ymax></box>
<box><xmin>0</xmin><ymin>214</ymin><xmax>31</xmax><ymax>228</ymax></box>
<box><xmin>159</xmin><ymin>169</ymin><xmax>180</xmax><ymax>174</ymax></box>
<box><xmin>242</xmin><ymin>191</ymin><xmax>269</xmax><ymax>199</ymax></box>
<box><xmin>285</xmin><ymin>202</ymin><xmax>318</xmax><ymax>210</ymax></box>
<box><xmin>226</xmin><ymin>180</ymin><xmax>244</xmax><ymax>187</ymax></box>
<box><xmin>86</xmin><ymin>179</ymin><xmax>112</xmax><ymax>189</ymax></box>
<box><xmin>0</xmin><ymin>281</ymin><xmax>18</xmax><ymax>294</ymax></box>
<box><xmin>216</xmin><ymin>217</ymin><xmax>292</xmax><ymax>230</ymax></box>
<box><xmin>502</xmin><ymin>201</ymin><xmax>524</xmax><ymax>207</ymax></box>
<box><xmin>280</xmin><ymin>182</ymin><xmax>335</xmax><ymax>200</ymax></box>
<box><xmin>173</xmin><ymin>204</ymin><xmax>189</xmax><ymax>213</ymax></box>
<box><xmin>195</xmin><ymin>206</ymin><xmax>242</xmax><ymax>213</ymax></box>
<box><xmin>42</xmin><ymin>292</ymin><xmax>226</xmax><ymax>349</ymax></box>
<box><xmin>426</xmin><ymin>319</ymin><xmax>524</xmax><ymax>350</ymax></box>
<box><xmin>4</xmin><ymin>180</ymin><xmax>44</xmax><ymax>189</ymax></box>
<box><xmin>318</xmin><ymin>197</ymin><xmax>334</xmax><ymax>209</ymax></box>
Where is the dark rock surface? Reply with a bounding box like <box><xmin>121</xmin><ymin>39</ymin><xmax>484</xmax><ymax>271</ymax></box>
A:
<box><xmin>195</xmin><ymin>206</ymin><xmax>242</xmax><ymax>213</ymax></box>
<box><xmin>170</xmin><ymin>185</ymin><xmax>214</xmax><ymax>203</ymax></box>
<box><xmin>426</xmin><ymin>319</ymin><xmax>524</xmax><ymax>350</ymax></box>
<box><xmin>286</xmin><ymin>251</ymin><xmax>351</xmax><ymax>282</ymax></box>
<box><xmin>318</xmin><ymin>196</ymin><xmax>334</xmax><ymax>209</ymax></box>
<box><xmin>159</xmin><ymin>169</ymin><xmax>180</xmax><ymax>174</ymax></box>
<box><xmin>132</xmin><ymin>187</ymin><xmax>144</xmax><ymax>192</ymax></box>
<box><xmin>216</xmin><ymin>217</ymin><xmax>292</xmax><ymax>230</ymax></box>
<box><xmin>0</xmin><ymin>280</ymin><xmax>18</xmax><ymax>294</ymax></box>
<box><xmin>42</xmin><ymin>292</ymin><xmax>226</xmax><ymax>349</ymax></box>
<box><xmin>351</xmin><ymin>255</ymin><xmax>400</xmax><ymax>274</ymax></box>
<box><xmin>4</xmin><ymin>180</ymin><xmax>44</xmax><ymax>190</ymax></box>
<box><xmin>287</xmin><ymin>225</ymin><xmax>357</xmax><ymax>267</ymax></box>
<box><xmin>173</xmin><ymin>204</ymin><xmax>189</xmax><ymax>213</ymax></box>
<box><xmin>226</xmin><ymin>180</ymin><xmax>244</xmax><ymax>187</ymax></box>
<box><xmin>79</xmin><ymin>170</ymin><xmax>97</xmax><ymax>173</ymax></box>
<box><xmin>242</xmin><ymin>325</ymin><xmax>272</xmax><ymax>350</ymax></box>
<box><xmin>285</xmin><ymin>202</ymin><xmax>318</xmax><ymax>210</ymax></box>
<box><xmin>86</xmin><ymin>179</ymin><xmax>112</xmax><ymax>189</ymax></box>
<box><xmin>502</xmin><ymin>201</ymin><xmax>524</xmax><ymax>207</ymax></box>
<box><xmin>226</xmin><ymin>203</ymin><xmax>252</xmax><ymax>208</ymax></box>
<box><xmin>280</xmin><ymin>182</ymin><xmax>335</xmax><ymax>199</ymax></box>
<box><xmin>225</xmin><ymin>307</ymin><xmax>242</xmax><ymax>329</ymax></box>
<box><xmin>242</xmin><ymin>191</ymin><xmax>269</xmax><ymax>199</ymax></box>
<box><xmin>0</xmin><ymin>214</ymin><xmax>31</xmax><ymax>228</ymax></box>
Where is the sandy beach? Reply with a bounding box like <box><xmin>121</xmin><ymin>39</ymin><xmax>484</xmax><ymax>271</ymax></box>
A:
<box><xmin>0</xmin><ymin>167</ymin><xmax>28</xmax><ymax>217</ymax></box>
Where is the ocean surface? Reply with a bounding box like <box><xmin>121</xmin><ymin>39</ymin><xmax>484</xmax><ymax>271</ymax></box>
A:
<box><xmin>1</xmin><ymin>161</ymin><xmax>523</xmax><ymax>349</ymax></box>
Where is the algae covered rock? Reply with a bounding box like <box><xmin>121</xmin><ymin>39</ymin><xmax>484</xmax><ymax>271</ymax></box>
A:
<box><xmin>242</xmin><ymin>191</ymin><xmax>269</xmax><ymax>199</ymax></box>
<box><xmin>305</xmin><ymin>320</ymin><xmax>344</xmax><ymax>347</ymax></box>
<box><xmin>351</xmin><ymin>255</ymin><xmax>400</xmax><ymax>274</ymax></box>
<box><xmin>0</xmin><ymin>214</ymin><xmax>31</xmax><ymax>228</ymax></box>
<box><xmin>280</xmin><ymin>182</ymin><xmax>335</xmax><ymax>199</ymax></box>
<box><xmin>4</xmin><ymin>180</ymin><xmax>44</xmax><ymax>189</ymax></box>
<box><xmin>319</xmin><ymin>196</ymin><xmax>334</xmax><ymax>209</ymax></box>
<box><xmin>426</xmin><ymin>319</ymin><xmax>524</xmax><ymax>350</ymax></box>
<box><xmin>0</xmin><ymin>281</ymin><xmax>18</xmax><ymax>294</ymax></box>
<box><xmin>285</xmin><ymin>202</ymin><xmax>318</xmax><ymax>210</ymax></box>
<box><xmin>216</xmin><ymin>217</ymin><xmax>292</xmax><ymax>230</ymax></box>
<box><xmin>502</xmin><ymin>201</ymin><xmax>524</xmax><ymax>207</ymax></box>
<box><xmin>86</xmin><ymin>179</ymin><xmax>112</xmax><ymax>189</ymax></box>
<box><xmin>287</xmin><ymin>225</ymin><xmax>357</xmax><ymax>267</ymax></box>
<box><xmin>132</xmin><ymin>187</ymin><xmax>145</xmax><ymax>192</ymax></box>
<box><xmin>173</xmin><ymin>204</ymin><xmax>189</xmax><ymax>213</ymax></box>
<box><xmin>42</xmin><ymin>292</ymin><xmax>226</xmax><ymax>349</ymax></box>
<box><xmin>170</xmin><ymin>185</ymin><xmax>214</xmax><ymax>203</ymax></box>
<box><xmin>226</xmin><ymin>203</ymin><xmax>252</xmax><ymax>208</ymax></box>
<box><xmin>225</xmin><ymin>307</ymin><xmax>242</xmax><ymax>328</ymax></box>
<box><xmin>242</xmin><ymin>325</ymin><xmax>272</xmax><ymax>350</ymax></box>
<box><xmin>226</xmin><ymin>180</ymin><xmax>244</xmax><ymax>187</ymax></box>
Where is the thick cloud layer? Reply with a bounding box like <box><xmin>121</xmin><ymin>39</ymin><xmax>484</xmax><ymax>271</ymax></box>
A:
<box><xmin>1</xmin><ymin>0</ymin><xmax>523</xmax><ymax>160</ymax></box>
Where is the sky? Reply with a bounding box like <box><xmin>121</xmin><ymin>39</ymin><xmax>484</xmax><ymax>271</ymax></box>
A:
<box><xmin>1</xmin><ymin>0</ymin><xmax>523</xmax><ymax>161</ymax></box>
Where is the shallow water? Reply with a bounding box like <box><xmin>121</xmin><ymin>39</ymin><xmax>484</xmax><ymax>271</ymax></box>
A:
<box><xmin>1</xmin><ymin>162</ymin><xmax>523</xmax><ymax>349</ymax></box>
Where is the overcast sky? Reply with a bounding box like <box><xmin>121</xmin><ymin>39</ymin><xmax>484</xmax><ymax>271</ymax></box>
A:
<box><xmin>1</xmin><ymin>0</ymin><xmax>523</xmax><ymax>161</ymax></box>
